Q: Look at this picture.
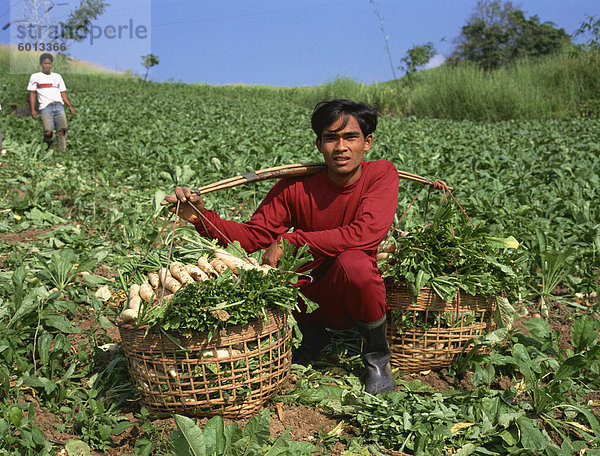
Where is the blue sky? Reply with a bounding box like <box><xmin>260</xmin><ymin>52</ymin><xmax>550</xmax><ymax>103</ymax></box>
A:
<box><xmin>1</xmin><ymin>0</ymin><xmax>597</xmax><ymax>86</ymax></box>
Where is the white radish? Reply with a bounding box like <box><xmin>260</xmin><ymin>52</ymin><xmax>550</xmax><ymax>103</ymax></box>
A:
<box><xmin>163</xmin><ymin>277</ymin><xmax>181</xmax><ymax>293</ymax></box>
<box><xmin>158</xmin><ymin>267</ymin><xmax>171</xmax><ymax>286</ymax></box>
<box><xmin>154</xmin><ymin>286</ymin><xmax>172</xmax><ymax>300</ymax></box>
<box><xmin>197</xmin><ymin>256</ymin><xmax>218</xmax><ymax>276</ymax></box>
<box><xmin>202</xmin><ymin>348</ymin><xmax>242</xmax><ymax>358</ymax></box>
<box><xmin>127</xmin><ymin>283</ymin><xmax>140</xmax><ymax>307</ymax></box>
<box><xmin>209</xmin><ymin>258</ymin><xmax>228</xmax><ymax>276</ymax></box>
<box><xmin>214</xmin><ymin>249</ymin><xmax>250</xmax><ymax>273</ymax></box>
<box><xmin>147</xmin><ymin>272</ymin><xmax>160</xmax><ymax>288</ymax></box>
<box><xmin>166</xmin><ymin>366</ymin><xmax>177</xmax><ymax>379</ymax></box>
<box><xmin>121</xmin><ymin>308</ymin><xmax>138</xmax><ymax>323</ymax></box>
<box><xmin>184</xmin><ymin>264</ymin><xmax>208</xmax><ymax>282</ymax></box>
<box><xmin>170</xmin><ymin>262</ymin><xmax>194</xmax><ymax>284</ymax></box>
<box><xmin>139</xmin><ymin>283</ymin><xmax>155</xmax><ymax>302</ymax></box>
<box><xmin>376</xmin><ymin>252</ymin><xmax>390</xmax><ymax>262</ymax></box>
<box><xmin>379</xmin><ymin>243</ymin><xmax>396</xmax><ymax>253</ymax></box>
<box><xmin>128</xmin><ymin>295</ymin><xmax>141</xmax><ymax>312</ymax></box>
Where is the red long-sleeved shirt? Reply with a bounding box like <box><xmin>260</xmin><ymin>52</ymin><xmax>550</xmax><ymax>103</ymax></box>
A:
<box><xmin>193</xmin><ymin>160</ymin><xmax>399</xmax><ymax>271</ymax></box>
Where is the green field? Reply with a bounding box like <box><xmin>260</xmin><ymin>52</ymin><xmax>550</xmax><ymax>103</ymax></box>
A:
<box><xmin>0</xmin><ymin>56</ymin><xmax>599</xmax><ymax>455</ymax></box>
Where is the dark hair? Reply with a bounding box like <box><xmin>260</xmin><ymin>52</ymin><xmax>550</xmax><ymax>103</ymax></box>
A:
<box><xmin>40</xmin><ymin>53</ymin><xmax>53</xmax><ymax>64</ymax></box>
<box><xmin>311</xmin><ymin>99</ymin><xmax>379</xmax><ymax>139</ymax></box>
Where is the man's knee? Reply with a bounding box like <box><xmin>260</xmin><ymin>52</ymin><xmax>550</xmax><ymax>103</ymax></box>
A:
<box><xmin>333</xmin><ymin>250</ymin><xmax>379</xmax><ymax>286</ymax></box>
<box><xmin>57</xmin><ymin>129</ymin><xmax>66</xmax><ymax>136</ymax></box>
<box><xmin>44</xmin><ymin>131</ymin><xmax>53</xmax><ymax>138</ymax></box>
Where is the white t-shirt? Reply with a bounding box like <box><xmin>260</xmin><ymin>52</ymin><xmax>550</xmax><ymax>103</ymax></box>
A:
<box><xmin>27</xmin><ymin>72</ymin><xmax>67</xmax><ymax>110</ymax></box>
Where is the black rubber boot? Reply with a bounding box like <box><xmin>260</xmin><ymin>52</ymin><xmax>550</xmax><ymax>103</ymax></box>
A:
<box><xmin>355</xmin><ymin>316</ymin><xmax>396</xmax><ymax>395</ymax></box>
<box><xmin>292</xmin><ymin>323</ymin><xmax>331</xmax><ymax>365</ymax></box>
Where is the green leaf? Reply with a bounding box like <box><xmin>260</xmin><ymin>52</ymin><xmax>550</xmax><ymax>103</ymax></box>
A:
<box><xmin>455</xmin><ymin>443</ymin><xmax>477</xmax><ymax>456</ymax></box>
<box><xmin>498</xmin><ymin>411</ymin><xmax>524</xmax><ymax>428</ymax></box>
<box><xmin>243</xmin><ymin>409</ymin><xmax>270</xmax><ymax>446</ymax></box>
<box><xmin>154</xmin><ymin>189</ymin><xmax>167</xmax><ymax>213</ymax></box>
<box><xmin>571</xmin><ymin>315</ymin><xmax>598</xmax><ymax>352</ymax></box>
<box><xmin>510</xmin><ymin>344</ymin><xmax>536</xmax><ymax>385</ymax></box>
<box><xmin>498</xmin><ymin>429</ymin><xmax>517</xmax><ymax>446</ymax></box>
<box><xmin>487</xmin><ymin>236</ymin><xmax>520</xmax><ymax>249</ymax></box>
<box><xmin>98</xmin><ymin>315</ymin><xmax>113</xmax><ymax>329</ymax></box>
<box><xmin>203</xmin><ymin>416</ymin><xmax>226</xmax><ymax>455</ymax></box>
<box><xmin>44</xmin><ymin>314</ymin><xmax>81</xmax><ymax>333</ymax></box>
<box><xmin>494</xmin><ymin>297</ymin><xmax>515</xmax><ymax>329</ymax></box>
<box><xmin>8</xmin><ymin>289</ymin><xmax>41</xmax><ymax>329</ymax></box>
<box><xmin>174</xmin><ymin>414</ymin><xmax>206</xmax><ymax>456</ymax></box>
<box><xmin>516</xmin><ymin>416</ymin><xmax>548</xmax><ymax>450</ymax></box>
<box><xmin>552</xmin><ymin>355</ymin><xmax>586</xmax><ymax>384</ymax></box>
<box><xmin>522</xmin><ymin>318</ymin><xmax>551</xmax><ymax>341</ymax></box>
<box><xmin>65</xmin><ymin>439</ymin><xmax>92</xmax><ymax>456</ymax></box>
<box><xmin>81</xmin><ymin>274</ymin><xmax>109</xmax><ymax>287</ymax></box>
<box><xmin>37</xmin><ymin>333</ymin><xmax>52</xmax><ymax>366</ymax></box>
<box><xmin>112</xmin><ymin>420</ymin><xmax>133</xmax><ymax>435</ymax></box>
<box><xmin>8</xmin><ymin>406</ymin><xmax>24</xmax><ymax>427</ymax></box>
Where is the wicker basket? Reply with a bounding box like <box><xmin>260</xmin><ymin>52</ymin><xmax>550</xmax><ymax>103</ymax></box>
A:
<box><xmin>385</xmin><ymin>281</ymin><xmax>496</xmax><ymax>373</ymax></box>
<box><xmin>118</xmin><ymin>307</ymin><xmax>292</xmax><ymax>418</ymax></box>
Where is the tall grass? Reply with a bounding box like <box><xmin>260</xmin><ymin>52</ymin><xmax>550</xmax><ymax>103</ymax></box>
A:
<box><xmin>408</xmin><ymin>47</ymin><xmax>600</xmax><ymax>120</ymax></box>
<box><xmin>194</xmin><ymin>49</ymin><xmax>600</xmax><ymax>120</ymax></box>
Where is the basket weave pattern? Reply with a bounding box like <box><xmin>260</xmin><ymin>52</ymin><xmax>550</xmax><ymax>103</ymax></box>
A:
<box><xmin>118</xmin><ymin>307</ymin><xmax>291</xmax><ymax>418</ymax></box>
<box><xmin>385</xmin><ymin>281</ymin><xmax>496</xmax><ymax>373</ymax></box>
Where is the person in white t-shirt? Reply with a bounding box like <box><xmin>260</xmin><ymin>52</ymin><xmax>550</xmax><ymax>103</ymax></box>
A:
<box><xmin>27</xmin><ymin>53</ymin><xmax>75</xmax><ymax>152</ymax></box>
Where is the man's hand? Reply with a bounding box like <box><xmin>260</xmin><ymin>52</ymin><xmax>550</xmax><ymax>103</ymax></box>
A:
<box><xmin>31</xmin><ymin>109</ymin><xmax>38</xmax><ymax>119</ymax></box>
<box><xmin>68</xmin><ymin>106</ymin><xmax>75</xmax><ymax>115</ymax></box>
<box><xmin>164</xmin><ymin>186</ymin><xmax>204</xmax><ymax>223</ymax></box>
<box><xmin>262</xmin><ymin>241</ymin><xmax>283</xmax><ymax>268</ymax></box>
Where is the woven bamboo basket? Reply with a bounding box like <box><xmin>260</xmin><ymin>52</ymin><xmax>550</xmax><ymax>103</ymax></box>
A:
<box><xmin>385</xmin><ymin>281</ymin><xmax>496</xmax><ymax>373</ymax></box>
<box><xmin>118</xmin><ymin>307</ymin><xmax>292</xmax><ymax>418</ymax></box>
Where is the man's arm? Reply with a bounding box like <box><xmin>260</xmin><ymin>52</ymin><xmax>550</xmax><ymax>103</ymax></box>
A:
<box><xmin>29</xmin><ymin>91</ymin><xmax>37</xmax><ymax>119</ymax></box>
<box><xmin>192</xmin><ymin>180</ymin><xmax>293</xmax><ymax>253</ymax></box>
<box><xmin>61</xmin><ymin>92</ymin><xmax>75</xmax><ymax>115</ymax></box>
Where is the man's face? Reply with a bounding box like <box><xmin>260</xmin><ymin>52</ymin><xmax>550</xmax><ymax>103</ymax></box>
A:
<box><xmin>316</xmin><ymin>114</ymin><xmax>372</xmax><ymax>186</ymax></box>
<box><xmin>41</xmin><ymin>59</ymin><xmax>53</xmax><ymax>74</ymax></box>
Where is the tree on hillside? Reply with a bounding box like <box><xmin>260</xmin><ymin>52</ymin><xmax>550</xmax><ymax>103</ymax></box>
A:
<box><xmin>449</xmin><ymin>0</ymin><xmax>571</xmax><ymax>69</ymax></box>
<box><xmin>59</xmin><ymin>0</ymin><xmax>109</xmax><ymax>44</ymax></box>
<box><xmin>141</xmin><ymin>54</ymin><xmax>159</xmax><ymax>81</ymax></box>
<box><xmin>575</xmin><ymin>15</ymin><xmax>600</xmax><ymax>50</ymax></box>
<box><xmin>400</xmin><ymin>42</ymin><xmax>437</xmax><ymax>76</ymax></box>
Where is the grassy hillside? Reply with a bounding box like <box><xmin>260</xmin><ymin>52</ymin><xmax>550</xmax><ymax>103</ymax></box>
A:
<box><xmin>2</xmin><ymin>44</ymin><xmax>599</xmax><ymax>120</ymax></box>
<box><xmin>0</xmin><ymin>44</ymin><xmax>116</xmax><ymax>75</ymax></box>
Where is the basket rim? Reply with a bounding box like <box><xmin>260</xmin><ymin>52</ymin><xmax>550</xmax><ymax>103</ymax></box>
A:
<box><xmin>117</xmin><ymin>305</ymin><xmax>288</xmax><ymax>334</ymax></box>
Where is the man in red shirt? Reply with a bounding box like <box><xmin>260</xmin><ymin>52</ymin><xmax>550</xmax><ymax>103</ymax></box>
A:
<box><xmin>166</xmin><ymin>99</ymin><xmax>398</xmax><ymax>394</ymax></box>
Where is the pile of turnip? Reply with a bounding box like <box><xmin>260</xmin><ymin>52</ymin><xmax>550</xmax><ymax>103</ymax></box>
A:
<box><xmin>120</xmin><ymin>248</ymin><xmax>273</xmax><ymax>324</ymax></box>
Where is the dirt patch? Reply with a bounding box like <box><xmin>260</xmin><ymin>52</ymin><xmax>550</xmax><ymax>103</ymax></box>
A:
<box><xmin>492</xmin><ymin>375</ymin><xmax>514</xmax><ymax>391</ymax></box>
<box><xmin>548</xmin><ymin>302</ymin><xmax>574</xmax><ymax>355</ymax></box>
<box><xmin>0</xmin><ymin>227</ymin><xmax>53</xmax><ymax>243</ymax></box>
<box><xmin>458</xmin><ymin>371</ymin><xmax>475</xmax><ymax>390</ymax></box>
<box><xmin>398</xmin><ymin>370</ymin><xmax>452</xmax><ymax>390</ymax></box>
<box><xmin>269</xmin><ymin>403</ymin><xmax>340</xmax><ymax>441</ymax></box>
<box><xmin>586</xmin><ymin>392</ymin><xmax>600</xmax><ymax>419</ymax></box>
<box><xmin>25</xmin><ymin>395</ymin><xmax>74</xmax><ymax>445</ymax></box>
<box><xmin>94</xmin><ymin>264</ymin><xmax>119</xmax><ymax>280</ymax></box>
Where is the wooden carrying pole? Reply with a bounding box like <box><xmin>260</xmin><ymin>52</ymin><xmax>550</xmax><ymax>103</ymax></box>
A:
<box><xmin>193</xmin><ymin>162</ymin><xmax>433</xmax><ymax>196</ymax></box>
